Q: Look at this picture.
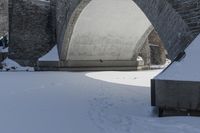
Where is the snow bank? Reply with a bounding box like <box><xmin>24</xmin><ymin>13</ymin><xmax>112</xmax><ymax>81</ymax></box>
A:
<box><xmin>1</xmin><ymin>58</ymin><xmax>34</xmax><ymax>71</ymax></box>
<box><xmin>156</xmin><ymin>34</ymin><xmax>200</xmax><ymax>81</ymax></box>
<box><xmin>39</xmin><ymin>45</ymin><xmax>59</xmax><ymax>61</ymax></box>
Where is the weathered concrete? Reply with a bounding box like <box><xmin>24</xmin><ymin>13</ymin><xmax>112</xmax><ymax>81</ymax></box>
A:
<box><xmin>56</xmin><ymin>0</ymin><xmax>195</xmax><ymax>61</ymax></box>
<box><xmin>149</xmin><ymin>30</ymin><xmax>166</xmax><ymax>65</ymax></box>
<box><xmin>36</xmin><ymin>60</ymin><xmax>151</xmax><ymax>71</ymax></box>
<box><xmin>0</xmin><ymin>0</ymin><xmax>8</xmax><ymax>37</ymax></box>
<box><xmin>8</xmin><ymin>0</ymin><xmax>55</xmax><ymax>66</ymax></box>
<box><xmin>152</xmin><ymin>79</ymin><xmax>200</xmax><ymax>111</ymax></box>
<box><xmin>66</xmin><ymin>0</ymin><xmax>152</xmax><ymax>67</ymax></box>
<box><xmin>37</xmin><ymin>0</ymin><xmax>155</xmax><ymax>69</ymax></box>
<box><xmin>151</xmin><ymin>34</ymin><xmax>200</xmax><ymax>114</ymax></box>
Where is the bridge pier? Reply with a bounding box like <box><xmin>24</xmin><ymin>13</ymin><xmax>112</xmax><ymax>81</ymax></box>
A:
<box><xmin>2</xmin><ymin>0</ymin><xmax>199</xmax><ymax>69</ymax></box>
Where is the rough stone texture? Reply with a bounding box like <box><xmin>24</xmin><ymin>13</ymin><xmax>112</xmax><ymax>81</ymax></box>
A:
<box><xmin>8</xmin><ymin>0</ymin><xmax>55</xmax><ymax>66</ymax></box>
<box><xmin>0</xmin><ymin>0</ymin><xmax>8</xmax><ymax>37</ymax></box>
<box><xmin>139</xmin><ymin>39</ymin><xmax>151</xmax><ymax>66</ymax></box>
<box><xmin>167</xmin><ymin>0</ymin><xmax>200</xmax><ymax>37</ymax></box>
<box><xmin>150</xmin><ymin>45</ymin><xmax>165</xmax><ymax>65</ymax></box>
<box><xmin>130</xmin><ymin>0</ymin><xmax>195</xmax><ymax>59</ymax></box>
<box><xmin>56</xmin><ymin>0</ymin><xmax>195</xmax><ymax>61</ymax></box>
<box><xmin>148</xmin><ymin>30</ymin><xmax>166</xmax><ymax>65</ymax></box>
<box><xmin>139</xmin><ymin>30</ymin><xmax>167</xmax><ymax>66</ymax></box>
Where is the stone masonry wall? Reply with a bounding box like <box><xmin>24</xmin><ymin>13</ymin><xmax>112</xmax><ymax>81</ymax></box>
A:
<box><xmin>0</xmin><ymin>0</ymin><xmax>8</xmax><ymax>37</ymax></box>
<box><xmin>148</xmin><ymin>30</ymin><xmax>167</xmax><ymax>65</ymax></box>
<box><xmin>167</xmin><ymin>0</ymin><xmax>200</xmax><ymax>37</ymax></box>
<box><xmin>9</xmin><ymin>0</ymin><xmax>55</xmax><ymax>66</ymax></box>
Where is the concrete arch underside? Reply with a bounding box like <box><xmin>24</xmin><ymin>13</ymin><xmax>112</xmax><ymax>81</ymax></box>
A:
<box><xmin>56</xmin><ymin>0</ymin><xmax>195</xmax><ymax>63</ymax></box>
<box><xmin>64</xmin><ymin>0</ymin><xmax>154</xmax><ymax>68</ymax></box>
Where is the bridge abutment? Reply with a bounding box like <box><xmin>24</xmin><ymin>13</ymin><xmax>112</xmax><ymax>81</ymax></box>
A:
<box><xmin>2</xmin><ymin>0</ymin><xmax>199</xmax><ymax>68</ymax></box>
<box><xmin>8</xmin><ymin>0</ymin><xmax>55</xmax><ymax>66</ymax></box>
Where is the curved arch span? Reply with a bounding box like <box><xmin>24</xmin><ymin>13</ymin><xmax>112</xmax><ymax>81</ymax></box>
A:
<box><xmin>56</xmin><ymin>0</ymin><xmax>194</xmax><ymax>61</ymax></box>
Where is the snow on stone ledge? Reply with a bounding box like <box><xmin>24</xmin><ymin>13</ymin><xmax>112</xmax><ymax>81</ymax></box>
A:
<box><xmin>1</xmin><ymin>58</ymin><xmax>34</xmax><ymax>71</ymax></box>
<box><xmin>39</xmin><ymin>45</ymin><xmax>59</xmax><ymax>61</ymax></box>
<box><xmin>155</xmin><ymin>34</ymin><xmax>200</xmax><ymax>81</ymax></box>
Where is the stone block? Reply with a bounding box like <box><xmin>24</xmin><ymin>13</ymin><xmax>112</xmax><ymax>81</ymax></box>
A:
<box><xmin>152</xmin><ymin>79</ymin><xmax>200</xmax><ymax>111</ymax></box>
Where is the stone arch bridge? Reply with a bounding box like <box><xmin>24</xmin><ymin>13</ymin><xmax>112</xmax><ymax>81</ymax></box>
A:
<box><xmin>7</xmin><ymin>0</ymin><xmax>200</xmax><ymax>68</ymax></box>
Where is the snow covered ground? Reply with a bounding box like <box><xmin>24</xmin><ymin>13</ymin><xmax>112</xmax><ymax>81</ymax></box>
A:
<box><xmin>0</xmin><ymin>70</ymin><xmax>199</xmax><ymax>133</ymax></box>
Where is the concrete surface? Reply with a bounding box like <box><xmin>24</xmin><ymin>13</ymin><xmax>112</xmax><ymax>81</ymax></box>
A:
<box><xmin>57</xmin><ymin>0</ymin><xmax>194</xmax><ymax>61</ymax></box>
<box><xmin>36</xmin><ymin>60</ymin><xmax>151</xmax><ymax>71</ymax></box>
<box><xmin>67</xmin><ymin>0</ymin><xmax>152</xmax><ymax>62</ymax></box>
<box><xmin>151</xmin><ymin>34</ymin><xmax>200</xmax><ymax>112</ymax></box>
<box><xmin>7</xmin><ymin>0</ymin><xmax>199</xmax><ymax>65</ymax></box>
<box><xmin>152</xmin><ymin>79</ymin><xmax>200</xmax><ymax>111</ymax></box>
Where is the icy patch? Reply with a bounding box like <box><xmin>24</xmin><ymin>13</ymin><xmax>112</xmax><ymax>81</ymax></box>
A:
<box><xmin>39</xmin><ymin>45</ymin><xmax>59</xmax><ymax>61</ymax></box>
<box><xmin>1</xmin><ymin>58</ymin><xmax>34</xmax><ymax>71</ymax></box>
<box><xmin>156</xmin><ymin>34</ymin><xmax>200</xmax><ymax>81</ymax></box>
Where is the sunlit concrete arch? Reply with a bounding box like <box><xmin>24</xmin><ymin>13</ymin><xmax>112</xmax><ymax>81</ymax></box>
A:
<box><xmin>66</xmin><ymin>0</ymin><xmax>154</xmax><ymax>67</ymax></box>
<box><xmin>56</xmin><ymin>0</ymin><xmax>194</xmax><ymax>62</ymax></box>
